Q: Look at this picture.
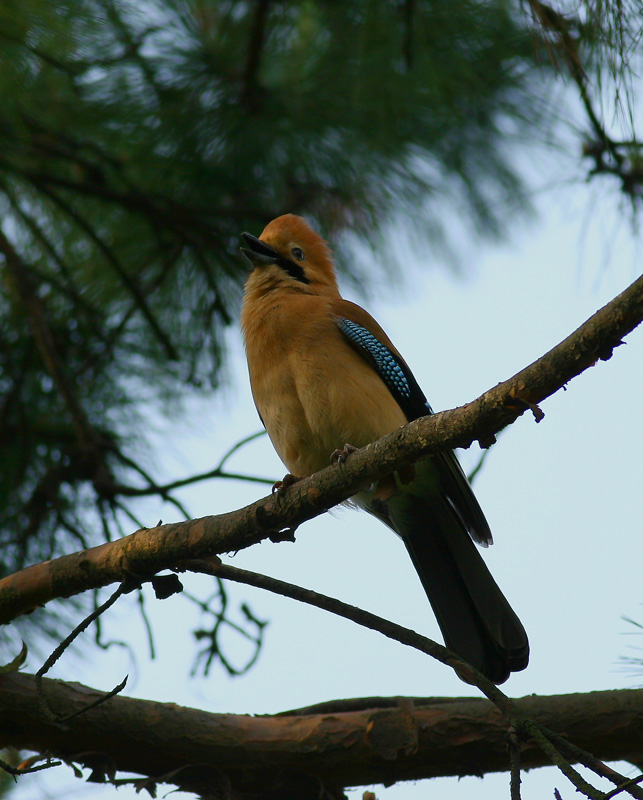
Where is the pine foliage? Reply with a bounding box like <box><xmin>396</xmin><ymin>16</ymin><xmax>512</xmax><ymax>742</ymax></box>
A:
<box><xmin>0</xmin><ymin>0</ymin><xmax>639</xmax><ymax>601</ymax></box>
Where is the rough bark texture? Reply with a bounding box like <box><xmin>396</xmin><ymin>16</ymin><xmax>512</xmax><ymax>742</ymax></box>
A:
<box><xmin>2</xmin><ymin>674</ymin><xmax>643</xmax><ymax>796</ymax></box>
<box><xmin>1</xmin><ymin>273</ymin><xmax>642</xmax><ymax>627</ymax></box>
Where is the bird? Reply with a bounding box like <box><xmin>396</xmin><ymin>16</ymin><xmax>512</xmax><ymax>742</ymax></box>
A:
<box><xmin>240</xmin><ymin>213</ymin><xmax>529</xmax><ymax>684</ymax></box>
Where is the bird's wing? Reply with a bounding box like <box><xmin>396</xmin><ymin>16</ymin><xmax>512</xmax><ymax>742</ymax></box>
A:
<box><xmin>332</xmin><ymin>298</ymin><xmax>492</xmax><ymax>546</ymax></box>
<box><xmin>333</xmin><ymin>299</ymin><xmax>431</xmax><ymax>420</ymax></box>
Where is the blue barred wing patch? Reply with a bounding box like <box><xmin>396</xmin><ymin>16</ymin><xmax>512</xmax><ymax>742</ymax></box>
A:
<box><xmin>341</xmin><ymin>319</ymin><xmax>410</xmax><ymax>397</ymax></box>
<box><xmin>338</xmin><ymin>318</ymin><xmax>432</xmax><ymax>420</ymax></box>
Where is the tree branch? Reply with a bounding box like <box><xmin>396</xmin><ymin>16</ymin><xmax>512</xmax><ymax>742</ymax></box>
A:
<box><xmin>0</xmin><ymin>272</ymin><xmax>642</xmax><ymax>625</ymax></box>
<box><xmin>242</xmin><ymin>0</ymin><xmax>271</xmax><ymax>105</ymax></box>
<box><xmin>525</xmin><ymin>0</ymin><xmax>643</xmax><ymax>200</ymax></box>
<box><xmin>35</xmin><ymin>184</ymin><xmax>179</xmax><ymax>361</ymax></box>
<box><xmin>192</xmin><ymin>559</ymin><xmax>510</xmax><ymax>702</ymax></box>
<box><xmin>2</xmin><ymin>675</ymin><xmax>643</xmax><ymax>794</ymax></box>
<box><xmin>183</xmin><ymin>561</ymin><xmax>643</xmax><ymax>799</ymax></box>
<box><xmin>111</xmin><ymin>430</ymin><xmax>273</xmax><ymax>497</ymax></box>
<box><xmin>0</xmin><ymin>228</ymin><xmax>100</xmax><ymax>451</ymax></box>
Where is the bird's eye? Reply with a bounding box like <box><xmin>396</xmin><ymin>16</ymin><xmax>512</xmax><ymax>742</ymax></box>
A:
<box><xmin>291</xmin><ymin>247</ymin><xmax>305</xmax><ymax>261</ymax></box>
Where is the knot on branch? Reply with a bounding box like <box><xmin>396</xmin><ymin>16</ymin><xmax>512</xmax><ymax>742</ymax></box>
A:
<box><xmin>365</xmin><ymin>699</ymin><xmax>419</xmax><ymax>760</ymax></box>
<box><xmin>507</xmin><ymin>383</ymin><xmax>546</xmax><ymax>423</ymax></box>
<box><xmin>255</xmin><ymin>504</ymin><xmax>298</xmax><ymax>542</ymax></box>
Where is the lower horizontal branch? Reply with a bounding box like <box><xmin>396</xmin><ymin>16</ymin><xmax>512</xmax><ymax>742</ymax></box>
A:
<box><xmin>2</xmin><ymin>674</ymin><xmax>643</xmax><ymax>793</ymax></box>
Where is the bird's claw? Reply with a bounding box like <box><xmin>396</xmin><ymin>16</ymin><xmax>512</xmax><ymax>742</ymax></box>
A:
<box><xmin>272</xmin><ymin>473</ymin><xmax>302</xmax><ymax>494</ymax></box>
<box><xmin>330</xmin><ymin>443</ymin><xmax>358</xmax><ymax>465</ymax></box>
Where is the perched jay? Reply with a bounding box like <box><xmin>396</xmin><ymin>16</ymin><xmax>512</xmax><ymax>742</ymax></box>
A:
<box><xmin>240</xmin><ymin>214</ymin><xmax>529</xmax><ymax>684</ymax></box>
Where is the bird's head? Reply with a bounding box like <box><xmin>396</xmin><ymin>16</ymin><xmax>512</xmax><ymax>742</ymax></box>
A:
<box><xmin>241</xmin><ymin>214</ymin><xmax>339</xmax><ymax>296</ymax></box>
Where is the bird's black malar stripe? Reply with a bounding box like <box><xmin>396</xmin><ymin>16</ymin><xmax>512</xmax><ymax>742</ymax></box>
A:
<box><xmin>276</xmin><ymin>255</ymin><xmax>310</xmax><ymax>284</ymax></box>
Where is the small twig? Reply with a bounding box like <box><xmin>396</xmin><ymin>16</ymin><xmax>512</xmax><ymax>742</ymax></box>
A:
<box><xmin>35</xmin><ymin>582</ymin><xmax>130</xmax><ymax>724</ymax></box>
<box><xmin>216</xmin><ymin>430</ymin><xmax>267</xmax><ymax>472</ymax></box>
<box><xmin>112</xmin><ymin>431</ymin><xmax>272</xmax><ymax>499</ymax></box>
<box><xmin>111</xmin><ymin>450</ymin><xmax>191</xmax><ymax>519</ymax></box>
<box><xmin>92</xmin><ymin>586</ymin><xmax>134</xmax><ymax>659</ymax></box>
<box><xmin>114</xmin><ymin>468</ymin><xmax>275</xmax><ymax>497</ymax></box>
<box><xmin>540</xmin><ymin>725</ymin><xmax>643</xmax><ymax>799</ymax></box>
<box><xmin>35</xmin><ymin>183</ymin><xmax>179</xmax><ymax>361</ymax></box>
<box><xmin>0</xmin><ymin>754</ymin><xmax>61</xmax><ymax>777</ymax></box>
<box><xmin>189</xmin><ymin>558</ymin><xmax>513</xmax><ymax>712</ymax></box>
<box><xmin>467</xmin><ymin>440</ymin><xmax>496</xmax><ymax>484</ymax></box>
<box><xmin>507</xmin><ymin>723</ymin><xmax>523</xmax><ymax>800</ymax></box>
<box><xmin>106</xmin><ymin>495</ymin><xmax>128</xmax><ymax>538</ymax></box>
<box><xmin>137</xmin><ymin>589</ymin><xmax>156</xmax><ymax>660</ymax></box>
<box><xmin>0</xmin><ymin>228</ymin><xmax>100</xmax><ymax>450</ymax></box>
<box><xmin>183</xmin><ymin>586</ymin><xmax>260</xmax><ymax>644</ymax></box>
<box><xmin>111</xmin><ymin>497</ymin><xmax>145</xmax><ymax>530</ymax></box>
<box><xmin>521</xmin><ymin>720</ymin><xmax>603</xmax><ymax>800</ymax></box>
<box><xmin>61</xmin><ymin>677</ymin><xmax>129</xmax><ymax>724</ymax></box>
<box><xmin>56</xmin><ymin>516</ymin><xmax>90</xmax><ymax>551</ymax></box>
<box><xmin>0</xmin><ymin>25</ymin><xmax>157</xmax><ymax>76</ymax></box>
<box><xmin>0</xmin><ymin>179</ymin><xmax>106</xmax><ymax>337</ymax></box>
<box><xmin>106</xmin><ymin>432</ymin><xmax>271</xmax><ymax>523</ymax></box>
<box><xmin>184</xmin><ymin>575</ymin><xmax>267</xmax><ymax>678</ymax></box>
<box><xmin>603</xmin><ymin>775</ymin><xmax>643</xmax><ymax>800</ymax></box>
<box><xmin>525</xmin><ymin>0</ymin><xmax>642</xmax><ymax>200</ymax></box>
<box><xmin>97</xmin><ymin>499</ymin><xmax>114</xmax><ymax>543</ymax></box>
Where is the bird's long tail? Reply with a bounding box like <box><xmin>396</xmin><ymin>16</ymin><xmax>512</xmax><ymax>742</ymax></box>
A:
<box><xmin>379</xmin><ymin>491</ymin><xmax>529</xmax><ymax>684</ymax></box>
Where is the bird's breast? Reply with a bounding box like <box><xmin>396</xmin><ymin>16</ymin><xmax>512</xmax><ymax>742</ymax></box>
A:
<box><xmin>241</xmin><ymin>292</ymin><xmax>407</xmax><ymax>476</ymax></box>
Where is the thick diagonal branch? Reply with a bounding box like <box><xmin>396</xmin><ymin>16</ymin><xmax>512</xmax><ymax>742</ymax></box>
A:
<box><xmin>0</xmin><ymin>272</ymin><xmax>642</xmax><ymax>625</ymax></box>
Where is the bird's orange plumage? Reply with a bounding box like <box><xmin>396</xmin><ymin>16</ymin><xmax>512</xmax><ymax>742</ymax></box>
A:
<box><xmin>241</xmin><ymin>214</ymin><xmax>408</xmax><ymax>476</ymax></box>
<box><xmin>240</xmin><ymin>213</ymin><xmax>529</xmax><ymax>684</ymax></box>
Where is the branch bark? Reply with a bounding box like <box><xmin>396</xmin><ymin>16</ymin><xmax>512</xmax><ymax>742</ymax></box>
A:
<box><xmin>2</xmin><ymin>674</ymin><xmax>643</xmax><ymax>795</ymax></box>
<box><xmin>1</xmin><ymin>272</ymin><xmax>642</xmax><ymax>625</ymax></box>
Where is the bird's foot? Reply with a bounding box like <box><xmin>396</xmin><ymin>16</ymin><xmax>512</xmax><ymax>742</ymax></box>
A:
<box><xmin>330</xmin><ymin>443</ymin><xmax>358</xmax><ymax>465</ymax></box>
<box><xmin>272</xmin><ymin>473</ymin><xmax>302</xmax><ymax>494</ymax></box>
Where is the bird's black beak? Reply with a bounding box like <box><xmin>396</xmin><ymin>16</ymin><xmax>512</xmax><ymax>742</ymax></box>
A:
<box><xmin>240</xmin><ymin>233</ymin><xmax>280</xmax><ymax>268</ymax></box>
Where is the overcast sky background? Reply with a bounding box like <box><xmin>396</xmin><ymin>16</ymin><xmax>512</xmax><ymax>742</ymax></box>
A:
<box><xmin>10</xmin><ymin>123</ymin><xmax>643</xmax><ymax>799</ymax></box>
